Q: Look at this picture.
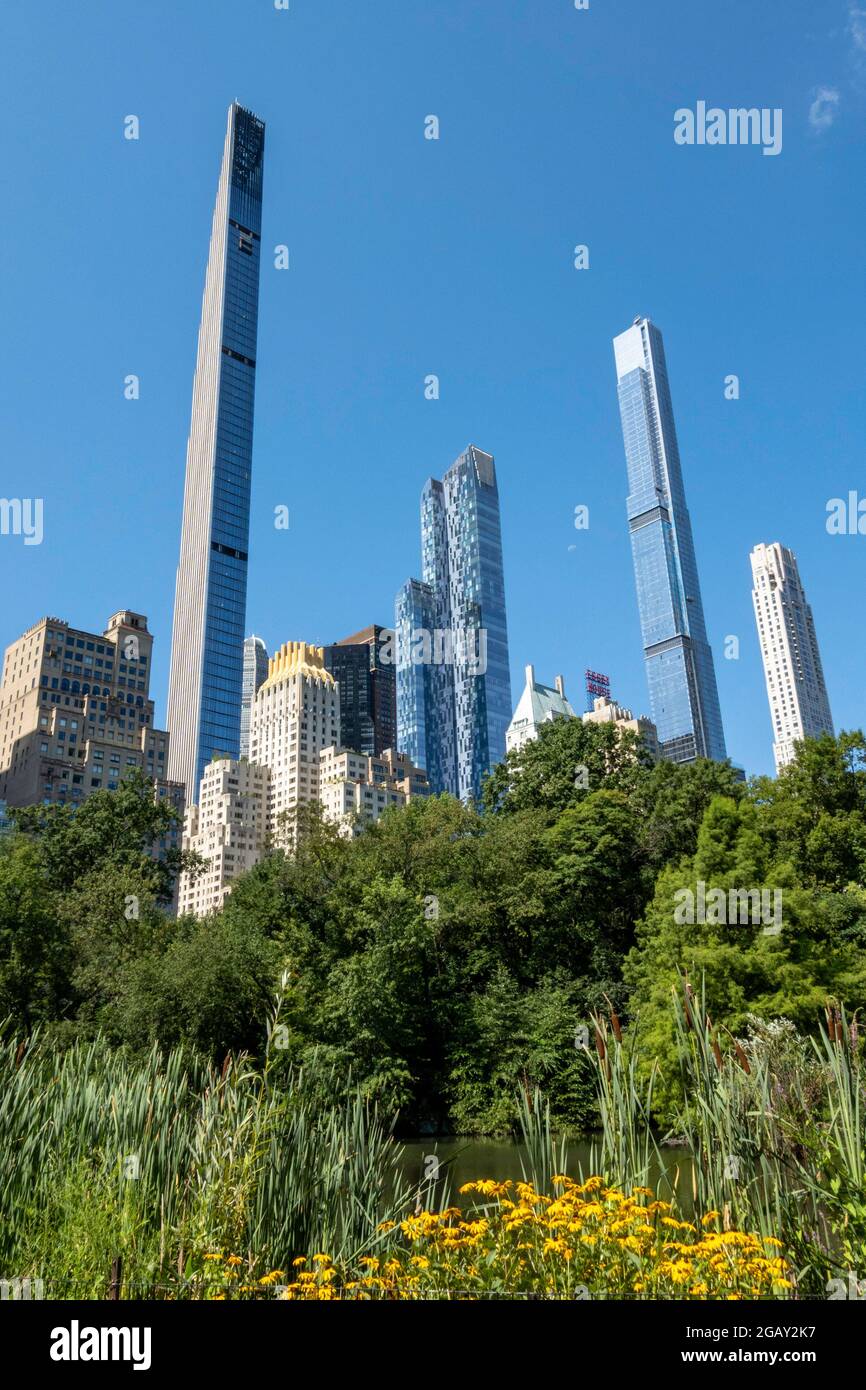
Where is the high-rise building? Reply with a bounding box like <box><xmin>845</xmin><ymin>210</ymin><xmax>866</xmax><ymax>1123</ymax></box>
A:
<box><xmin>323</xmin><ymin>625</ymin><xmax>396</xmax><ymax>756</ymax></box>
<box><xmin>240</xmin><ymin>635</ymin><xmax>269</xmax><ymax>758</ymax></box>
<box><xmin>178</xmin><ymin>733</ymin><xmax>430</xmax><ymax>910</ymax></box>
<box><xmin>750</xmin><ymin>542</ymin><xmax>834</xmax><ymax>772</ymax></box>
<box><xmin>166</xmin><ymin>103</ymin><xmax>266</xmax><ymax>802</ymax></box>
<box><xmin>613</xmin><ymin>317</ymin><xmax>726</xmax><ymax>764</ymax></box>
<box><xmin>0</xmin><ymin>612</ymin><xmax>184</xmax><ymax>852</ymax></box>
<box><xmin>396</xmin><ymin>445</ymin><xmax>511</xmax><ymax>799</ymax></box>
<box><xmin>506</xmin><ymin>665</ymin><xmax>577</xmax><ymax>753</ymax></box>
<box><xmin>177</xmin><ymin>759</ymin><xmax>269</xmax><ymax>916</ymax></box>
<box><xmin>318</xmin><ymin>745</ymin><xmax>429</xmax><ymax>836</ymax></box>
<box><xmin>249</xmin><ymin>641</ymin><xmax>340</xmax><ymax>847</ymax></box>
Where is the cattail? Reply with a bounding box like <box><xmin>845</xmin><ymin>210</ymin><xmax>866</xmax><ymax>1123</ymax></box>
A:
<box><xmin>706</xmin><ymin>1017</ymin><xmax>723</xmax><ymax>1071</ymax></box>
<box><xmin>733</xmin><ymin>1040</ymin><xmax>751</xmax><ymax>1075</ymax></box>
<box><xmin>604</xmin><ymin>994</ymin><xmax>623</xmax><ymax>1044</ymax></box>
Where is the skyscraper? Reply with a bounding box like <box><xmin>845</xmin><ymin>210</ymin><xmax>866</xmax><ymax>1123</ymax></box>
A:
<box><xmin>323</xmin><ymin>625</ymin><xmax>397</xmax><ymax>756</ymax></box>
<box><xmin>750</xmin><ymin>542</ymin><xmax>833</xmax><ymax>772</ymax></box>
<box><xmin>396</xmin><ymin>445</ymin><xmax>511</xmax><ymax>800</ymax></box>
<box><xmin>167</xmin><ymin>103</ymin><xmax>266</xmax><ymax>801</ymax></box>
<box><xmin>613</xmin><ymin>317</ymin><xmax>726</xmax><ymax>764</ymax></box>
<box><xmin>240</xmin><ymin>635</ymin><xmax>269</xmax><ymax>758</ymax></box>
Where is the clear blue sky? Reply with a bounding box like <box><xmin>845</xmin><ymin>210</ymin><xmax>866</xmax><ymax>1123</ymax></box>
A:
<box><xmin>1</xmin><ymin>0</ymin><xmax>864</xmax><ymax>777</ymax></box>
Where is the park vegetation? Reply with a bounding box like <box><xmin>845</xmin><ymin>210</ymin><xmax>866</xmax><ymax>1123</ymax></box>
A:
<box><xmin>0</xmin><ymin>725</ymin><xmax>864</xmax><ymax>1296</ymax></box>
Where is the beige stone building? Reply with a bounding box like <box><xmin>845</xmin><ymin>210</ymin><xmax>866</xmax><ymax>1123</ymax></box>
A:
<box><xmin>318</xmin><ymin>746</ymin><xmax>429</xmax><ymax>835</ymax></box>
<box><xmin>0</xmin><ymin>611</ymin><xmax>184</xmax><ymax>849</ymax></box>
<box><xmin>582</xmin><ymin>695</ymin><xmax>659</xmax><ymax>761</ymax></box>
<box><xmin>177</xmin><ymin>759</ymin><xmax>269</xmax><ymax>916</ymax></box>
<box><xmin>178</xmin><ymin>642</ymin><xmax>430</xmax><ymax>908</ymax></box>
<box><xmin>249</xmin><ymin>641</ymin><xmax>340</xmax><ymax>847</ymax></box>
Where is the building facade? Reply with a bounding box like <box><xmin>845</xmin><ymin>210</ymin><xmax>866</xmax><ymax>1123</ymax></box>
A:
<box><xmin>178</xmin><ymin>640</ymin><xmax>428</xmax><ymax>906</ymax></box>
<box><xmin>750</xmin><ymin>542</ymin><xmax>834</xmax><ymax>772</ymax></box>
<box><xmin>177</xmin><ymin>758</ymin><xmax>268</xmax><ymax>916</ymax></box>
<box><xmin>318</xmin><ymin>745</ymin><xmax>429</xmax><ymax>836</ymax></box>
<box><xmin>396</xmin><ymin>445</ymin><xmax>512</xmax><ymax>800</ymax></box>
<box><xmin>166</xmin><ymin>103</ymin><xmax>266</xmax><ymax>801</ymax></box>
<box><xmin>582</xmin><ymin>694</ymin><xmax>660</xmax><ymax>761</ymax></box>
<box><xmin>505</xmin><ymin>665</ymin><xmax>577</xmax><ymax>753</ymax></box>
<box><xmin>249</xmin><ymin>641</ymin><xmax>340</xmax><ymax>847</ymax></box>
<box><xmin>613</xmin><ymin>317</ymin><xmax>726</xmax><ymax>764</ymax></box>
<box><xmin>0</xmin><ymin>612</ymin><xmax>184</xmax><ymax>853</ymax></box>
<box><xmin>240</xmin><ymin>635</ymin><xmax>269</xmax><ymax>758</ymax></box>
<box><xmin>323</xmin><ymin>625</ymin><xmax>396</xmax><ymax>756</ymax></box>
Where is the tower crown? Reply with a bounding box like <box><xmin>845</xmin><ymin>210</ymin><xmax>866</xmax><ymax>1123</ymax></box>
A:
<box><xmin>260</xmin><ymin>641</ymin><xmax>335</xmax><ymax>690</ymax></box>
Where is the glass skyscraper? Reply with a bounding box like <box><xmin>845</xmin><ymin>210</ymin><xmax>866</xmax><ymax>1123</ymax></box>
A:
<box><xmin>240</xmin><ymin>634</ymin><xmax>269</xmax><ymax>759</ymax></box>
<box><xmin>167</xmin><ymin>104</ymin><xmax>265</xmax><ymax>802</ymax></box>
<box><xmin>323</xmin><ymin>625</ymin><xmax>397</xmax><ymax>756</ymax></box>
<box><xmin>613</xmin><ymin>317</ymin><xmax>726</xmax><ymax>764</ymax></box>
<box><xmin>396</xmin><ymin>445</ymin><xmax>511</xmax><ymax>799</ymax></box>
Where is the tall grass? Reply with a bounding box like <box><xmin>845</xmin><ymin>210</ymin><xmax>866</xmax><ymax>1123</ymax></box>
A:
<box><xmin>0</xmin><ymin>1028</ymin><xmax>416</xmax><ymax>1298</ymax></box>
<box><xmin>572</xmin><ymin>979</ymin><xmax>866</xmax><ymax>1294</ymax></box>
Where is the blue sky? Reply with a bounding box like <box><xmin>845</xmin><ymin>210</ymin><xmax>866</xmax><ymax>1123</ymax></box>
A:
<box><xmin>1</xmin><ymin>0</ymin><xmax>864</xmax><ymax>778</ymax></box>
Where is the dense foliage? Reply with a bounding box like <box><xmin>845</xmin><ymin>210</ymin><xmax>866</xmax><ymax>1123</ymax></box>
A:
<box><xmin>1</xmin><ymin>727</ymin><xmax>865</xmax><ymax>1135</ymax></box>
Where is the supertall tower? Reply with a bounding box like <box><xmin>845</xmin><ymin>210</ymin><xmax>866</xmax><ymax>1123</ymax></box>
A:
<box><xmin>750</xmin><ymin>542</ymin><xmax>833</xmax><ymax>772</ymax></box>
<box><xmin>613</xmin><ymin>317</ymin><xmax>726</xmax><ymax>764</ymax></box>
<box><xmin>396</xmin><ymin>445</ymin><xmax>511</xmax><ymax>799</ymax></box>
<box><xmin>167</xmin><ymin>103</ymin><xmax>265</xmax><ymax>799</ymax></box>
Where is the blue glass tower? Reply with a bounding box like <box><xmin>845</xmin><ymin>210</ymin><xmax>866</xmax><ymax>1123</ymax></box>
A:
<box><xmin>613</xmin><ymin>317</ymin><xmax>726</xmax><ymax>763</ymax></box>
<box><xmin>167</xmin><ymin>104</ymin><xmax>265</xmax><ymax>802</ymax></box>
<box><xmin>396</xmin><ymin>445</ymin><xmax>511</xmax><ymax>799</ymax></box>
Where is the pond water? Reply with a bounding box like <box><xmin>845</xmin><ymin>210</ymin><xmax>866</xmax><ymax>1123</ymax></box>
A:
<box><xmin>398</xmin><ymin>1137</ymin><xmax>695</xmax><ymax>1209</ymax></box>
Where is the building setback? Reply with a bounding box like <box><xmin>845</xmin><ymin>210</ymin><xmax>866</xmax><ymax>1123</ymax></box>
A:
<box><xmin>166</xmin><ymin>103</ymin><xmax>266</xmax><ymax>801</ymax></box>
<box><xmin>613</xmin><ymin>317</ymin><xmax>727</xmax><ymax>764</ymax></box>
<box><xmin>396</xmin><ymin>444</ymin><xmax>512</xmax><ymax>799</ymax></box>
<box><xmin>750</xmin><ymin>542</ymin><xmax>833</xmax><ymax>772</ymax></box>
<box><xmin>0</xmin><ymin>611</ymin><xmax>183</xmax><ymax>853</ymax></box>
<box><xmin>318</xmin><ymin>746</ymin><xmax>429</xmax><ymax>836</ymax></box>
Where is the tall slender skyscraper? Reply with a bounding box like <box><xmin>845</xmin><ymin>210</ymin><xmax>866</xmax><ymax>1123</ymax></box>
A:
<box><xmin>613</xmin><ymin>317</ymin><xmax>726</xmax><ymax>764</ymax></box>
<box><xmin>750</xmin><ymin>542</ymin><xmax>833</xmax><ymax>772</ymax></box>
<box><xmin>240</xmin><ymin>634</ymin><xmax>269</xmax><ymax>759</ymax></box>
<box><xmin>167</xmin><ymin>103</ymin><xmax>265</xmax><ymax>800</ymax></box>
<box><xmin>396</xmin><ymin>445</ymin><xmax>511</xmax><ymax>800</ymax></box>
